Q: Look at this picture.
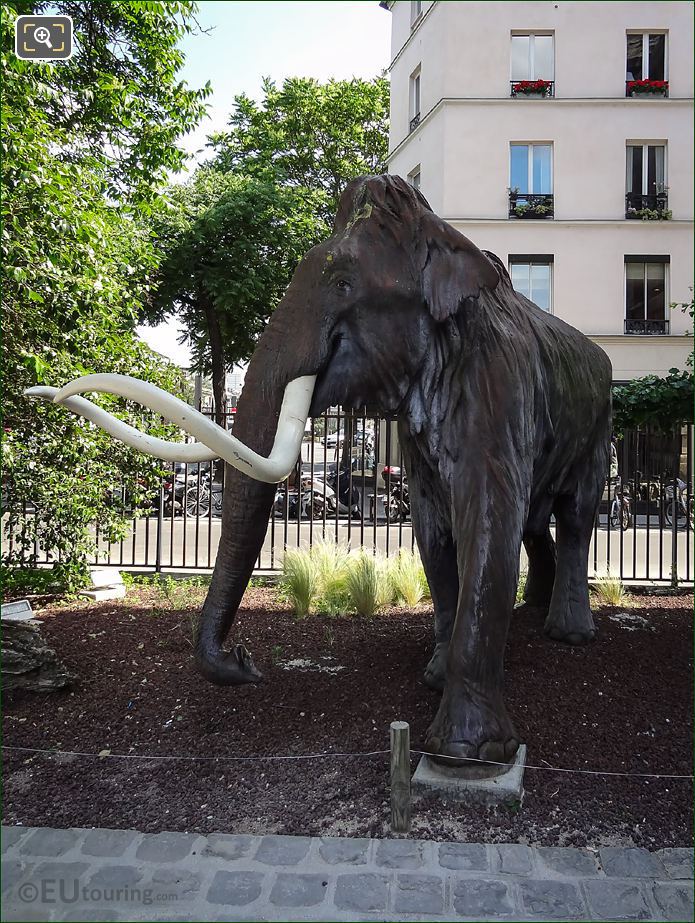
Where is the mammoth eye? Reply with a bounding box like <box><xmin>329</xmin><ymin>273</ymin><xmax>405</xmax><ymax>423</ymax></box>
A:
<box><xmin>335</xmin><ymin>279</ymin><xmax>352</xmax><ymax>293</ymax></box>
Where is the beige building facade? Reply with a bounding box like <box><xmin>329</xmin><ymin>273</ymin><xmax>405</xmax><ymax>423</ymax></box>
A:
<box><xmin>382</xmin><ymin>0</ymin><xmax>694</xmax><ymax>380</ymax></box>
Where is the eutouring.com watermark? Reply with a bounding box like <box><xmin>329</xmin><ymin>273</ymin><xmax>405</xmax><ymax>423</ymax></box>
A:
<box><xmin>18</xmin><ymin>879</ymin><xmax>180</xmax><ymax>906</ymax></box>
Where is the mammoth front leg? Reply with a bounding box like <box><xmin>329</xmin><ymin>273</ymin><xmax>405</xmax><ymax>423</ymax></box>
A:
<box><xmin>407</xmin><ymin>467</ymin><xmax>459</xmax><ymax>692</ymax></box>
<box><xmin>424</xmin><ymin>470</ymin><xmax>527</xmax><ymax>768</ymax></box>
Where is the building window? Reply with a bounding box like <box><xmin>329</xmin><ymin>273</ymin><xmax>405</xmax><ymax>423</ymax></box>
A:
<box><xmin>626</xmin><ymin>144</ymin><xmax>668</xmax><ymax>218</ymax></box>
<box><xmin>509</xmin><ymin>256</ymin><xmax>553</xmax><ymax>312</ymax></box>
<box><xmin>411</xmin><ymin>0</ymin><xmax>422</xmax><ymax>26</ymax></box>
<box><xmin>626</xmin><ymin>32</ymin><xmax>668</xmax><ymax>95</ymax></box>
<box><xmin>625</xmin><ymin>258</ymin><xmax>669</xmax><ymax>335</ymax></box>
<box><xmin>409</xmin><ymin>67</ymin><xmax>421</xmax><ymax>131</ymax></box>
<box><xmin>509</xmin><ymin>144</ymin><xmax>553</xmax><ymax>217</ymax></box>
<box><xmin>511</xmin><ymin>33</ymin><xmax>554</xmax><ymax>96</ymax></box>
<box><xmin>408</xmin><ymin>166</ymin><xmax>421</xmax><ymax>190</ymax></box>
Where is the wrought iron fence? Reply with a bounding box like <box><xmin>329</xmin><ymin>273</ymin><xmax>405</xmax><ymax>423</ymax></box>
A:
<box><xmin>3</xmin><ymin>408</ymin><xmax>693</xmax><ymax>584</ymax></box>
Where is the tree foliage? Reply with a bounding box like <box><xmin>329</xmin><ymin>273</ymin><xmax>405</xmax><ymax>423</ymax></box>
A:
<box><xmin>145</xmin><ymin>171</ymin><xmax>321</xmax><ymax>420</ymax></box>
<box><xmin>148</xmin><ymin>75</ymin><xmax>389</xmax><ymax>414</ymax></box>
<box><xmin>2</xmin><ymin>1</ymin><xmax>207</xmax><ymax>587</ymax></box>
<box><xmin>612</xmin><ymin>294</ymin><xmax>694</xmax><ymax>434</ymax></box>
<box><xmin>211</xmin><ymin>75</ymin><xmax>390</xmax><ymax>225</ymax></box>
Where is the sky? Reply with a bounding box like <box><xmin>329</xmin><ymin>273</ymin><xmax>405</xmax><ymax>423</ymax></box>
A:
<box><xmin>136</xmin><ymin>0</ymin><xmax>391</xmax><ymax>369</ymax></box>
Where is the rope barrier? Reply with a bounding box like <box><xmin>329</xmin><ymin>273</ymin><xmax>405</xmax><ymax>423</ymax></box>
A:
<box><xmin>3</xmin><ymin>744</ymin><xmax>692</xmax><ymax>780</ymax></box>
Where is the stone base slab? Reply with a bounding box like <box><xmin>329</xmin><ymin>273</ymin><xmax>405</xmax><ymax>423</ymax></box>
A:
<box><xmin>412</xmin><ymin>745</ymin><xmax>526</xmax><ymax>805</ymax></box>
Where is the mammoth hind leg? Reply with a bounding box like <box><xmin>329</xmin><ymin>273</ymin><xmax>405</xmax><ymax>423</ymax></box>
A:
<box><xmin>545</xmin><ymin>470</ymin><xmax>602</xmax><ymax>646</ymax></box>
<box><xmin>519</xmin><ymin>527</ymin><xmax>557</xmax><ymax>612</ymax></box>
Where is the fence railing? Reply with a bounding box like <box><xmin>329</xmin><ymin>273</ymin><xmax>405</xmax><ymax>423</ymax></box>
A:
<box><xmin>3</xmin><ymin>409</ymin><xmax>693</xmax><ymax>584</ymax></box>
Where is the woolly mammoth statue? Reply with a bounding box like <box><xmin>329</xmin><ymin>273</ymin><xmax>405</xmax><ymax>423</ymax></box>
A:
<box><xmin>27</xmin><ymin>175</ymin><xmax>612</xmax><ymax>771</ymax></box>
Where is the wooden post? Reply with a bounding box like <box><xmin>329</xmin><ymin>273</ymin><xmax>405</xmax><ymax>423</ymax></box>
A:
<box><xmin>390</xmin><ymin>720</ymin><xmax>411</xmax><ymax>833</ymax></box>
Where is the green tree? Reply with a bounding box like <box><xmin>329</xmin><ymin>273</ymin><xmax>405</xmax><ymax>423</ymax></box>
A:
<box><xmin>211</xmin><ymin>75</ymin><xmax>390</xmax><ymax>226</ymax></box>
<box><xmin>146</xmin><ymin>75</ymin><xmax>389</xmax><ymax>424</ymax></box>
<box><xmin>1</xmin><ymin>2</ymin><xmax>207</xmax><ymax>587</ymax></box>
<box><xmin>146</xmin><ymin>171</ymin><xmax>320</xmax><ymax>425</ymax></box>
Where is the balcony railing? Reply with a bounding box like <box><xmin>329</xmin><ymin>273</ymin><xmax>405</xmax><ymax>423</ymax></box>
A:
<box><xmin>409</xmin><ymin>113</ymin><xmax>421</xmax><ymax>132</ymax></box>
<box><xmin>508</xmin><ymin>192</ymin><xmax>554</xmax><ymax>219</ymax></box>
<box><xmin>625</xmin><ymin>192</ymin><xmax>670</xmax><ymax>219</ymax></box>
<box><xmin>625</xmin><ymin>79</ymin><xmax>669</xmax><ymax>97</ymax></box>
<box><xmin>624</xmin><ymin>318</ymin><xmax>670</xmax><ymax>335</ymax></box>
<box><xmin>510</xmin><ymin>80</ymin><xmax>554</xmax><ymax>98</ymax></box>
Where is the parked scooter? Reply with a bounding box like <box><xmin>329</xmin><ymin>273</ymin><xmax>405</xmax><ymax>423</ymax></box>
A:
<box><xmin>381</xmin><ymin>465</ymin><xmax>410</xmax><ymax>523</ymax></box>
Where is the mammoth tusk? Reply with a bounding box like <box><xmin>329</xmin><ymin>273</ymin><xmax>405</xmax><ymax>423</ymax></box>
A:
<box><xmin>24</xmin><ymin>373</ymin><xmax>316</xmax><ymax>484</ymax></box>
<box><xmin>24</xmin><ymin>387</ymin><xmax>219</xmax><ymax>463</ymax></box>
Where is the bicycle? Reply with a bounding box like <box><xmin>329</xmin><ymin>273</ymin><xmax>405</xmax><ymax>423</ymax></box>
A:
<box><xmin>609</xmin><ymin>477</ymin><xmax>631</xmax><ymax>531</ymax></box>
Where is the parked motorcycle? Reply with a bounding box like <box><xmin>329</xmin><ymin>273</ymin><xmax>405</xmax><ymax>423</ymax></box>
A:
<box><xmin>381</xmin><ymin>465</ymin><xmax>410</xmax><ymax>523</ymax></box>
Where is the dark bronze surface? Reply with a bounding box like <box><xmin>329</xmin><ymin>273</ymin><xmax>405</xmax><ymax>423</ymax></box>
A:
<box><xmin>195</xmin><ymin>175</ymin><xmax>612</xmax><ymax>771</ymax></box>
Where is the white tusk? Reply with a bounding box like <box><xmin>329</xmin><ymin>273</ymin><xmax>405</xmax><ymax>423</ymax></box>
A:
<box><xmin>24</xmin><ymin>387</ymin><xmax>219</xmax><ymax>463</ymax></box>
<box><xmin>26</xmin><ymin>373</ymin><xmax>316</xmax><ymax>484</ymax></box>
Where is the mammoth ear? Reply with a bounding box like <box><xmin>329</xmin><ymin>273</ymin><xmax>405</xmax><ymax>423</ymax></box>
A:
<box><xmin>419</xmin><ymin>214</ymin><xmax>500</xmax><ymax>322</ymax></box>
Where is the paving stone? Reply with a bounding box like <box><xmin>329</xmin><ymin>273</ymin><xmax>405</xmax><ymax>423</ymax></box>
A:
<box><xmin>493</xmin><ymin>844</ymin><xmax>534</xmax><ymax>875</ymax></box>
<box><xmin>1</xmin><ymin>857</ymin><xmax>33</xmax><ymax>893</ymax></box>
<box><xmin>452</xmin><ymin>878</ymin><xmax>515</xmax><ymax>917</ymax></box>
<box><xmin>20</xmin><ymin>828</ymin><xmax>80</xmax><ymax>858</ymax></box>
<box><xmin>60</xmin><ymin>911</ymin><xmax>121</xmax><ymax>921</ymax></box>
<box><xmin>135</xmin><ymin>832</ymin><xmax>198</xmax><ymax>863</ymax></box>
<box><xmin>318</xmin><ymin>836</ymin><xmax>370</xmax><ymax>865</ymax></box>
<box><xmin>203</xmin><ymin>833</ymin><xmax>254</xmax><ymax>861</ymax></box>
<box><xmin>4</xmin><ymin>910</ymin><xmax>62</xmax><ymax>922</ymax></box>
<box><xmin>81</xmin><ymin>828</ymin><xmax>138</xmax><ymax>858</ymax></box>
<box><xmin>206</xmin><ymin>870</ymin><xmax>264</xmax><ymax>906</ymax></box>
<box><xmin>600</xmin><ymin>847</ymin><xmax>666</xmax><ymax>878</ymax></box>
<box><xmin>438</xmin><ymin>842</ymin><xmax>488</xmax><ymax>871</ymax></box>
<box><xmin>657</xmin><ymin>848</ymin><xmax>694</xmax><ymax>880</ymax></box>
<box><xmin>651</xmin><ymin>882</ymin><xmax>695</xmax><ymax>921</ymax></box>
<box><xmin>269</xmin><ymin>873</ymin><xmax>328</xmax><ymax>907</ymax></box>
<box><xmin>34</xmin><ymin>860</ymin><xmax>91</xmax><ymax>881</ymax></box>
<box><xmin>583</xmin><ymin>879</ymin><xmax>651</xmax><ymax>920</ymax></box>
<box><xmin>88</xmin><ymin>864</ymin><xmax>144</xmax><ymax>888</ymax></box>
<box><xmin>520</xmin><ymin>879</ymin><xmax>585</xmax><ymax>919</ymax></box>
<box><xmin>334</xmin><ymin>873</ymin><xmax>389</xmax><ymax>912</ymax></box>
<box><xmin>254</xmin><ymin>835</ymin><xmax>311</xmax><ymax>866</ymax></box>
<box><xmin>537</xmin><ymin>846</ymin><xmax>599</xmax><ymax>877</ymax></box>
<box><xmin>375</xmin><ymin>838</ymin><xmax>423</xmax><ymax>869</ymax></box>
<box><xmin>150</xmin><ymin>866</ymin><xmax>202</xmax><ymax>898</ymax></box>
<box><xmin>1</xmin><ymin>826</ymin><xmax>29</xmax><ymax>853</ymax></box>
<box><xmin>394</xmin><ymin>873</ymin><xmax>444</xmax><ymax>914</ymax></box>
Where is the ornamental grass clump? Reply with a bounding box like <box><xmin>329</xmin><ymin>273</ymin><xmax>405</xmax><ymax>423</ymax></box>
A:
<box><xmin>346</xmin><ymin>550</ymin><xmax>393</xmax><ymax>617</ymax></box>
<box><xmin>390</xmin><ymin>549</ymin><xmax>428</xmax><ymax>608</ymax></box>
<box><xmin>312</xmin><ymin>539</ymin><xmax>351</xmax><ymax>616</ymax></box>
<box><xmin>281</xmin><ymin>547</ymin><xmax>318</xmax><ymax>617</ymax></box>
<box><xmin>591</xmin><ymin>572</ymin><xmax>635</xmax><ymax>608</ymax></box>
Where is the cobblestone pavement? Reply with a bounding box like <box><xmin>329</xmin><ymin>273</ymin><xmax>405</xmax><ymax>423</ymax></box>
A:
<box><xmin>1</xmin><ymin>826</ymin><xmax>692</xmax><ymax>922</ymax></box>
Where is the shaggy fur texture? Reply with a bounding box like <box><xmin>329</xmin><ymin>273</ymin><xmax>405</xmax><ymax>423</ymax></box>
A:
<box><xmin>196</xmin><ymin>175</ymin><xmax>612</xmax><ymax>771</ymax></box>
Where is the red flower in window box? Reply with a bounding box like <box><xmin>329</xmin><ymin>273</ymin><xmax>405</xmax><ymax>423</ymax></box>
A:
<box><xmin>626</xmin><ymin>79</ymin><xmax>669</xmax><ymax>95</ymax></box>
<box><xmin>511</xmin><ymin>79</ymin><xmax>553</xmax><ymax>97</ymax></box>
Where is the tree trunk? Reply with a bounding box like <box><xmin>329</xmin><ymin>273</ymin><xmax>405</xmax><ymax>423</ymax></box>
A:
<box><xmin>202</xmin><ymin>293</ymin><xmax>227</xmax><ymax>431</ymax></box>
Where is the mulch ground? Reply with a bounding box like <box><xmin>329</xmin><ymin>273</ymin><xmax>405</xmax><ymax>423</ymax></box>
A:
<box><xmin>3</xmin><ymin>584</ymin><xmax>693</xmax><ymax>848</ymax></box>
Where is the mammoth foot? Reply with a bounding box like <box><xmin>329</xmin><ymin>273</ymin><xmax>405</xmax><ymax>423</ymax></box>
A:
<box><xmin>423</xmin><ymin>684</ymin><xmax>519</xmax><ymax>772</ymax></box>
<box><xmin>544</xmin><ymin>603</ymin><xmax>597</xmax><ymax>646</ymax></box>
<box><xmin>423</xmin><ymin>642</ymin><xmax>448</xmax><ymax>692</ymax></box>
<box><xmin>195</xmin><ymin>642</ymin><xmax>264</xmax><ymax>686</ymax></box>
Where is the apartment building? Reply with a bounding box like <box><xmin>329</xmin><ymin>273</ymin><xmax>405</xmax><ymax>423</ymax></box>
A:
<box><xmin>381</xmin><ymin>1</ymin><xmax>694</xmax><ymax>381</ymax></box>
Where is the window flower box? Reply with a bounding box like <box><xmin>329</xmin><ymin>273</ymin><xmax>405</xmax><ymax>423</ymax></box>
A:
<box><xmin>510</xmin><ymin>79</ymin><xmax>554</xmax><ymax>98</ymax></box>
<box><xmin>508</xmin><ymin>192</ymin><xmax>554</xmax><ymax>218</ymax></box>
<box><xmin>626</xmin><ymin>79</ymin><xmax>669</xmax><ymax>97</ymax></box>
<box><xmin>625</xmin><ymin>192</ymin><xmax>671</xmax><ymax>220</ymax></box>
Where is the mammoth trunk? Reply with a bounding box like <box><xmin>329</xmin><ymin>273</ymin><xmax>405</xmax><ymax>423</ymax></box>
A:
<box><xmin>202</xmin><ymin>294</ymin><xmax>227</xmax><ymax>432</ymax></box>
<box><xmin>193</xmin><ymin>320</ymin><xmax>312</xmax><ymax>685</ymax></box>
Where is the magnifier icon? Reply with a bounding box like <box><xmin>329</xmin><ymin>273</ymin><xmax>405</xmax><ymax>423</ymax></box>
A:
<box><xmin>33</xmin><ymin>25</ymin><xmax>53</xmax><ymax>49</ymax></box>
